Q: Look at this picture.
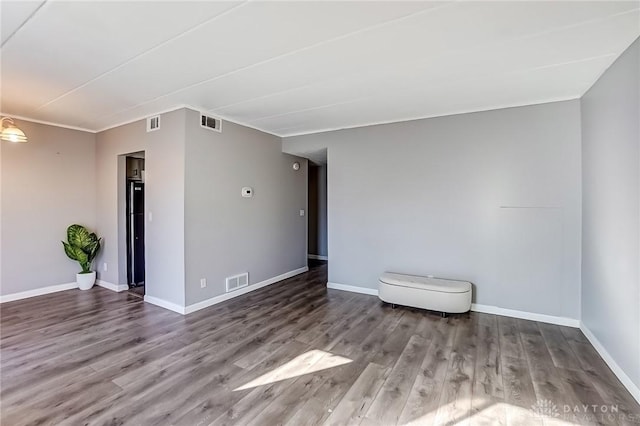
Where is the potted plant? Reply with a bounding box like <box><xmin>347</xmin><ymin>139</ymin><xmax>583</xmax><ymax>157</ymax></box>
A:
<box><xmin>62</xmin><ymin>224</ymin><xmax>102</xmax><ymax>290</ymax></box>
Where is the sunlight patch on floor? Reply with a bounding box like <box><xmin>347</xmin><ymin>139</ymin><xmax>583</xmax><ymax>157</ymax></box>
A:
<box><xmin>399</xmin><ymin>398</ymin><xmax>580</xmax><ymax>426</ymax></box>
<box><xmin>234</xmin><ymin>349</ymin><xmax>352</xmax><ymax>391</ymax></box>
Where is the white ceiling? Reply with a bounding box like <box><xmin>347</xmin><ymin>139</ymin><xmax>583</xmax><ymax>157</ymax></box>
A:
<box><xmin>1</xmin><ymin>1</ymin><xmax>639</xmax><ymax>137</ymax></box>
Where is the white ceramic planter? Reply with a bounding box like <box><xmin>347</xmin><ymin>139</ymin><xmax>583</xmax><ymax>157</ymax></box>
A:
<box><xmin>77</xmin><ymin>271</ymin><xmax>96</xmax><ymax>290</ymax></box>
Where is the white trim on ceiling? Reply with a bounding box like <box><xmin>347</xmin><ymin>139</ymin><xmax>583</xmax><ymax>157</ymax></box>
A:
<box><xmin>256</xmin><ymin>52</ymin><xmax>614</xmax><ymax>128</ymax></box>
<box><xmin>1</xmin><ymin>103</ymin><xmax>279</xmax><ymax>137</ymax></box>
<box><xmin>92</xmin><ymin>103</ymin><xmax>281</xmax><ymax>137</ymax></box>
<box><xmin>278</xmin><ymin>96</ymin><xmax>582</xmax><ymax>138</ymax></box>
<box><xmin>0</xmin><ymin>112</ymin><xmax>96</xmax><ymax>133</ymax></box>
<box><xmin>182</xmin><ymin>104</ymin><xmax>282</xmax><ymax>138</ymax></box>
<box><xmin>80</xmin><ymin>2</ymin><xmax>455</xmax><ymax>132</ymax></box>
<box><xmin>92</xmin><ymin>104</ymin><xmax>188</xmax><ymax>133</ymax></box>
<box><xmin>3</xmin><ymin>96</ymin><xmax>582</xmax><ymax>139</ymax></box>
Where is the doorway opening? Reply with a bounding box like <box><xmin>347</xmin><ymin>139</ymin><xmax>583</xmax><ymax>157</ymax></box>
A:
<box><xmin>307</xmin><ymin>151</ymin><xmax>328</xmax><ymax>270</ymax></box>
<box><xmin>124</xmin><ymin>152</ymin><xmax>145</xmax><ymax>297</ymax></box>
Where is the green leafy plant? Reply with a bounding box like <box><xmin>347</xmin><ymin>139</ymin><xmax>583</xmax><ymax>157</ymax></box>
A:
<box><xmin>62</xmin><ymin>224</ymin><xmax>101</xmax><ymax>274</ymax></box>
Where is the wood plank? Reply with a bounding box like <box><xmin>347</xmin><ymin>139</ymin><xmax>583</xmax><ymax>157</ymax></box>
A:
<box><xmin>364</xmin><ymin>335</ymin><xmax>430</xmax><ymax>425</ymax></box>
<box><xmin>521</xmin><ymin>331</ymin><xmax>593</xmax><ymax>426</ymax></box>
<box><xmin>469</xmin><ymin>397</ymin><xmax>507</xmax><ymax>426</ymax></box>
<box><xmin>473</xmin><ymin>314</ymin><xmax>504</xmax><ymax>399</ymax></box>
<box><xmin>295</xmin><ymin>295</ymin><xmax>369</xmax><ymax>346</ymax></box>
<box><xmin>497</xmin><ymin>316</ymin><xmax>525</xmax><ymax>360</ymax></box>
<box><xmin>283</xmin><ymin>360</ymin><xmax>368</xmax><ymax>426</ymax></box>
<box><xmin>351</xmin><ymin>308</ymin><xmax>404</xmax><ymax>361</ymax></box>
<box><xmin>397</xmin><ymin>318</ymin><xmax>455</xmax><ymax>426</ymax></box>
<box><xmin>243</xmin><ymin>356</ymin><xmax>336</xmax><ymax>426</ymax></box>
<box><xmin>305</xmin><ymin>298</ymin><xmax>374</xmax><ymax>351</ymax></box>
<box><xmin>327</xmin><ymin>308</ymin><xmax>386</xmax><ymax>357</ymax></box>
<box><xmin>433</xmin><ymin>315</ymin><xmax>477</xmax><ymax>426</ymax></box>
<box><xmin>559</xmin><ymin>325</ymin><xmax>589</xmax><ymax>344</ymax></box>
<box><xmin>502</xmin><ymin>355</ymin><xmax>542</xmax><ymax>425</ymax></box>
<box><xmin>538</xmin><ymin>323</ymin><xmax>581</xmax><ymax>369</ymax></box>
<box><xmin>1</xmin><ymin>373</ymin><xmax>123</xmax><ymax>425</ymax></box>
<box><xmin>322</xmin><ymin>362</ymin><xmax>389</xmax><ymax>426</ymax></box>
<box><xmin>470</xmin><ymin>314</ymin><xmax>506</xmax><ymax>426</ymax></box>
<box><xmin>567</xmin><ymin>340</ymin><xmax>640</xmax><ymax>425</ymax></box>
<box><xmin>368</xmin><ymin>311</ymin><xmax>418</xmax><ymax>368</ymax></box>
<box><xmin>557</xmin><ymin>367</ymin><xmax>612</xmax><ymax>425</ymax></box>
<box><xmin>516</xmin><ymin>318</ymin><xmax>542</xmax><ymax>336</ymax></box>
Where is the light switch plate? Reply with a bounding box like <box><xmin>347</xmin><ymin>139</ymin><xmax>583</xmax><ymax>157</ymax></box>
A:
<box><xmin>300</xmin><ymin>209</ymin><xmax>305</xmax><ymax>216</ymax></box>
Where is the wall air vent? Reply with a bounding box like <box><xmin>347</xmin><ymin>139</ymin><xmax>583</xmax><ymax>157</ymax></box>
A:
<box><xmin>200</xmin><ymin>114</ymin><xmax>222</xmax><ymax>133</ymax></box>
<box><xmin>226</xmin><ymin>272</ymin><xmax>248</xmax><ymax>292</ymax></box>
<box><xmin>146</xmin><ymin>115</ymin><xmax>160</xmax><ymax>132</ymax></box>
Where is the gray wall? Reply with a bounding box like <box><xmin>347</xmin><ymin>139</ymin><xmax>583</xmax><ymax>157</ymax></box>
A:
<box><xmin>1</xmin><ymin>120</ymin><xmax>96</xmax><ymax>295</ymax></box>
<box><xmin>284</xmin><ymin>100</ymin><xmax>582</xmax><ymax>319</ymax></box>
<box><xmin>95</xmin><ymin>109</ymin><xmax>186</xmax><ymax>306</ymax></box>
<box><xmin>184</xmin><ymin>108</ymin><xmax>307</xmax><ymax>306</ymax></box>
<box><xmin>581</xmin><ymin>38</ymin><xmax>639</xmax><ymax>390</ymax></box>
<box><xmin>308</xmin><ymin>164</ymin><xmax>328</xmax><ymax>257</ymax></box>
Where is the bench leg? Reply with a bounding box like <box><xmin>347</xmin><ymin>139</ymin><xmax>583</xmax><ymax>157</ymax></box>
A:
<box><xmin>391</xmin><ymin>303</ymin><xmax>396</xmax><ymax>309</ymax></box>
<box><xmin>441</xmin><ymin>312</ymin><xmax>447</xmax><ymax>318</ymax></box>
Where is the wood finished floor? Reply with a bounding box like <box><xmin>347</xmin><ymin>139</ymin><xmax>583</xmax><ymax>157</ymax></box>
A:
<box><xmin>1</xmin><ymin>264</ymin><xmax>639</xmax><ymax>426</ymax></box>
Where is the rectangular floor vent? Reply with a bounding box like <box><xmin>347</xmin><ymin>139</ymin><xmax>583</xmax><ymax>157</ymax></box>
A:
<box><xmin>226</xmin><ymin>273</ymin><xmax>248</xmax><ymax>292</ymax></box>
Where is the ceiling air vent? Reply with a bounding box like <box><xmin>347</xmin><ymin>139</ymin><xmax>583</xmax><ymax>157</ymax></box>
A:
<box><xmin>200</xmin><ymin>114</ymin><xmax>222</xmax><ymax>133</ymax></box>
<box><xmin>146</xmin><ymin>115</ymin><xmax>160</xmax><ymax>132</ymax></box>
<box><xmin>226</xmin><ymin>272</ymin><xmax>248</xmax><ymax>292</ymax></box>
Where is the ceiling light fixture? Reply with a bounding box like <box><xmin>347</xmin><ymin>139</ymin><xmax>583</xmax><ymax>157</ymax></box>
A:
<box><xmin>0</xmin><ymin>116</ymin><xmax>28</xmax><ymax>143</ymax></box>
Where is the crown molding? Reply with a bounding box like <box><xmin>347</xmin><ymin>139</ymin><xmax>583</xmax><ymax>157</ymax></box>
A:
<box><xmin>0</xmin><ymin>112</ymin><xmax>96</xmax><ymax>133</ymax></box>
<box><xmin>280</xmin><ymin>96</ymin><xmax>581</xmax><ymax>138</ymax></box>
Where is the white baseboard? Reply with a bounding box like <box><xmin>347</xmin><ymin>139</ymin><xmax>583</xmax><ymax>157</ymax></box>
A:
<box><xmin>143</xmin><ymin>295</ymin><xmax>186</xmax><ymax>315</ymax></box>
<box><xmin>325</xmin><ymin>282</ymin><xmax>579</xmax><ymax>328</ymax></box>
<box><xmin>327</xmin><ymin>282</ymin><xmax>379</xmax><ymax>296</ymax></box>
<box><xmin>308</xmin><ymin>254</ymin><xmax>328</xmax><ymax>261</ymax></box>
<box><xmin>0</xmin><ymin>282</ymin><xmax>78</xmax><ymax>303</ymax></box>
<box><xmin>96</xmin><ymin>280</ymin><xmax>129</xmax><ymax>293</ymax></box>
<box><xmin>471</xmin><ymin>303</ymin><xmax>580</xmax><ymax>328</ymax></box>
<box><xmin>184</xmin><ymin>266</ymin><xmax>309</xmax><ymax>315</ymax></box>
<box><xmin>580</xmin><ymin>323</ymin><xmax>640</xmax><ymax>404</ymax></box>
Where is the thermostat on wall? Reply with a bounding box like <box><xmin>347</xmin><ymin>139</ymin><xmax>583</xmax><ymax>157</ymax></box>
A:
<box><xmin>241</xmin><ymin>187</ymin><xmax>253</xmax><ymax>198</ymax></box>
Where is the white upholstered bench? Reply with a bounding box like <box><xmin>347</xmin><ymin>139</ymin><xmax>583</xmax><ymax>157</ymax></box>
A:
<box><xmin>378</xmin><ymin>272</ymin><xmax>472</xmax><ymax>316</ymax></box>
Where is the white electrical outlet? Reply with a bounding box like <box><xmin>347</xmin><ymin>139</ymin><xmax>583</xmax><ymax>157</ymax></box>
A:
<box><xmin>299</xmin><ymin>209</ymin><xmax>305</xmax><ymax>216</ymax></box>
<box><xmin>200</xmin><ymin>278</ymin><xmax>207</xmax><ymax>288</ymax></box>
<box><xmin>103</xmin><ymin>262</ymin><xmax>108</xmax><ymax>271</ymax></box>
